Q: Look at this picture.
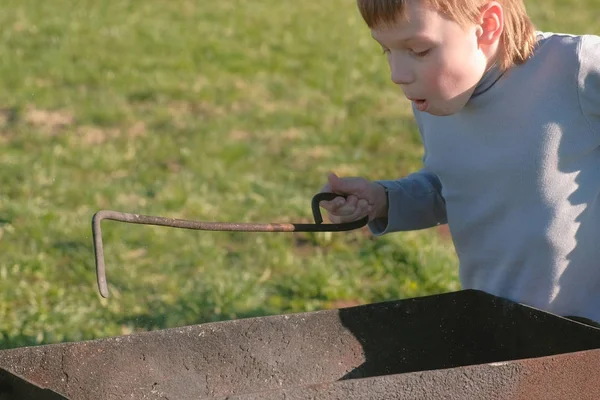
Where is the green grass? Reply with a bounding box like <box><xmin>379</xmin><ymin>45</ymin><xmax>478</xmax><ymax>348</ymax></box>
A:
<box><xmin>0</xmin><ymin>0</ymin><xmax>597</xmax><ymax>349</ymax></box>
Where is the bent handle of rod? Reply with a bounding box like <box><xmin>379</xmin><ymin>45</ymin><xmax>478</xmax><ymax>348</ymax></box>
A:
<box><xmin>311</xmin><ymin>192</ymin><xmax>370</xmax><ymax>227</ymax></box>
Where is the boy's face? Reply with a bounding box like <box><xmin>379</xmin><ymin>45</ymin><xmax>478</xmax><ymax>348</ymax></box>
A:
<box><xmin>371</xmin><ymin>1</ymin><xmax>490</xmax><ymax>116</ymax></box>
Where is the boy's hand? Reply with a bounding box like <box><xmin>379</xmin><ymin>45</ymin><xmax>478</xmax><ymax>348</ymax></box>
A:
<box><xmin>319</xmin><ymin>172</ymin><xmax>388</xmax><ymax>223</ymax></box>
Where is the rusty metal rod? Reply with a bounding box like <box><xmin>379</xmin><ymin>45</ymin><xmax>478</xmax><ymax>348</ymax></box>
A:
<box><xmin>92</xmin><ymin>192</ymin><xmax>368</xmax><ymax>298</ymax></box>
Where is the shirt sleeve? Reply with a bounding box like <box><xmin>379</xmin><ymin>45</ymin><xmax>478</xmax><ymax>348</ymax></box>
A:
<box><xmin>368</xmin><ymin>104</ymin><xmax>447</xmax><ymax>235</ymax></box>
<box><xmin>578</xmin><ymin>34</ymin><xmax>600</xmax><ymax>137</ymax></box>
<box><xmin>368</xmin><ymin>170</ymin><xmax>448</xmax><ymax>235</ymax></box>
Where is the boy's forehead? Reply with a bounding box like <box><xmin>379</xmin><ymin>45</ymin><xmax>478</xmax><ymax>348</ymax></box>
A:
<box><xmin>370</xmin><ymin>4</ymin><xmax>439</xmax><ymax>42</ymax></box>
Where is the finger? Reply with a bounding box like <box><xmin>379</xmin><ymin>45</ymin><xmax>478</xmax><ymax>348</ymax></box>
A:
<box><xmin>357</xmin><ymin>198</ymin><xmax>369</xmax><ymax>216</ymax></box>
<box><xmin>346</xmin><ymin>195</ymin><xmax>358</xmax><ymax>208</ymax></box>
<box><xmin>328</xmin><ymin>213</ymin><xmax>342</xmax><ymax>224</ymax></box>
<box><xmin>333</xmin><ymin>197</ymin><xmax>362</xmax><ymax>217</ymax></box>
<box><xmin>320</xmin><ymin>182</ymin><xmax>332</xmax><ymax>194</ymax></box>
<box><xmin>366</xmin><ymin>204</ymin><xmax>376</xmax><ymax>221</ymax></box>
<box><xmin>320</xmin><ymin>196</ymin><xmax>346</xmax><ymax>211</ymax></box>
<box><xmin>327</xmin><ymin>172</ymin><xmax>342</xmax><ymax>193</ymax></box>
<box><xmin>340</xmin><ymin>199</ymin><xmax>370</xmax><ymax>222</ymax></box>
<box><xmin>328</xmin><ymin>172</ymin><xmax>354</xmax><ymax>195</ymax></box>
<box><xmin>328</xmin><ymin>172</ymin><xmax>365</xmax><ymax>195</ymax></box>
<box><xmin>332</xmin><ymin>195</ymin><xmax>363</xmax><ymax>217</ymax></box>
<box><xmin>319</xmin><ymin>181</ymin><xmax>338</xmax><ymax>210</ymax></box>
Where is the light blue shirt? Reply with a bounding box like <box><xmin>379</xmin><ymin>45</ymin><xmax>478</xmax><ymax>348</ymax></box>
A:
<box><xmin>370</xmin><ymin>32</ymin><xmax>600</xmax><ymax>321</ymax></box>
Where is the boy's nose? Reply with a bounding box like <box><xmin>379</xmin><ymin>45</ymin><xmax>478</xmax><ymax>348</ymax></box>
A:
<box><xmin>391</xmin><ymin>67</ymin><xmax>414</xmax><ymax>85</ymax></box>
<box><xmin>390</xmin><ymin>58</ymin><xmax>414</xmax><ymax>85</ymax></box>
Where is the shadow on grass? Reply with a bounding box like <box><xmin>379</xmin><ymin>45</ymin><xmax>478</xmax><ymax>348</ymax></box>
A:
<box><xmin>0</xmin><ymin>332</ymin><xmax>43</xmax><ymax>351</ymax></box>
<box><xmin>115</xmin><ymin>297</ymin><xmax>277</xmax><ymax>332</ymax></box>
<box><xmin>52</xmin><ymin>241</ymin><xmax>88</xmax><ymax>252</ymax></box>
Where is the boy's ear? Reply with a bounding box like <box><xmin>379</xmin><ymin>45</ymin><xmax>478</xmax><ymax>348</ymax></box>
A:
<box><xmin>477</xmin><ymin>1</ymin><xmax>503</xmax><ymax>45</ymax></box>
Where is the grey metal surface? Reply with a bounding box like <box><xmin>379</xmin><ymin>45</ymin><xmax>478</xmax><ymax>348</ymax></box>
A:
<box><xmin>0</xmin><ymin>308</ymin><xmax>365</xmax><ymax>399</ymax></box>
<box><xmin>1</xmin><ymin>290</ymin><xmax>600</xmax><ymax>399</ymax></box>
<box><xmin>226</xmin><ymin>348</ymin><xmax>600</xmax><ymax>400</ymax></box>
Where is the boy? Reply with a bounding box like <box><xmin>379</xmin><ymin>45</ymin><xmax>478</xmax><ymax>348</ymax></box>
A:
<box><xmin>320</xmin><ymin>0</ymin><xmax>600</xmax><ymax>323</ymax></box>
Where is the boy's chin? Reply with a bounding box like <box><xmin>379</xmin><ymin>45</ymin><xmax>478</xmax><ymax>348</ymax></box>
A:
<box><xmin>423</xmin><ymin>104</ymin><xmax>459</xmax><ymax>116</ymax></box>
<box><xmin>426</xmin><ymin>108</ymin><xmax>456</xmax><ymax>116</ymax></box>
<box><xmin>426</xmin><ymin>98</ymin><xmax>469</xmax><ymax>116</ymax></box>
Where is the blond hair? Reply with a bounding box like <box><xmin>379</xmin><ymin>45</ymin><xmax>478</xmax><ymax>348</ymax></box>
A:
<box><xmin>357</xmin><ymin>0</ymin><xmax>537</xmax><ymax>70</ymax></box>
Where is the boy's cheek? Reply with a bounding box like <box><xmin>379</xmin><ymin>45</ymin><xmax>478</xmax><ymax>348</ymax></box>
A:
<box><xmin>424</xmin><ymin>60</ymin><xmax>473</xmax><ymax>100</ymax></box>
<box><xmin>420</xmin><ymin>65</ymin><xmax>444</xmax><ymax>95</ymax></box>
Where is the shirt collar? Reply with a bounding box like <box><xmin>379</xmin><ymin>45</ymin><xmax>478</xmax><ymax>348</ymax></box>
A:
<box><xmin>471</xmin><ymin>63</ymin><xmax>504</xmax><ymax>98</ymax></box>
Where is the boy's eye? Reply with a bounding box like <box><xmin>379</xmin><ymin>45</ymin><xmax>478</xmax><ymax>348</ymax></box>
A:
<box><xmin>410</xmin><ymin>48</ymin><xmax>431</xmax><ymax>58</ymax></box>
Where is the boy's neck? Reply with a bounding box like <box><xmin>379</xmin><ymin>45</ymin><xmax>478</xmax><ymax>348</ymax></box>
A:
<box><xmin>472</xmin><ymin>62</ymin><xmax>503</xmax><ymax>98</ymax></box>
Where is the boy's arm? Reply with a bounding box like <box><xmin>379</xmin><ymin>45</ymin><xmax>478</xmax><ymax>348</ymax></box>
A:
<box><xmin>368</xmin><ymin>169</ymin><xmax>447</xmax><ymax>235</ymax></box>
<box><xmin>578</xmin><ymin>34</ymin><xmax>600</xmax><ymax>136</ymax></box>
<box><xmin>368</xmin><ymin>102</ymin><xmax>446</xmax><ymax>235</ymax></box>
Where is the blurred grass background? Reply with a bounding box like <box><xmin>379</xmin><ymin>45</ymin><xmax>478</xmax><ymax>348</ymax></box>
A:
<box><xmin>1</xmin><ymin>0</ymin><xmax>598</xmax><ymax>349</ymax></box>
